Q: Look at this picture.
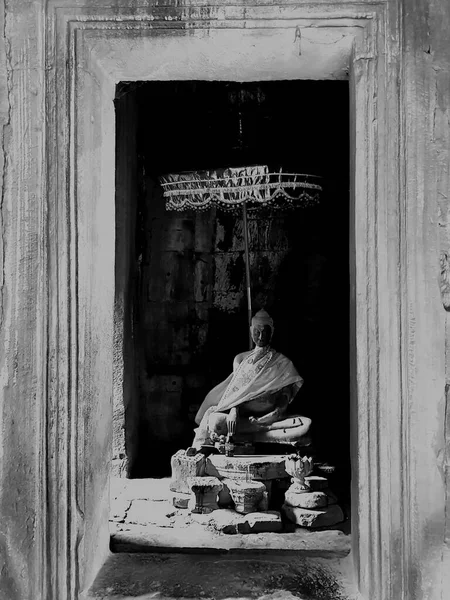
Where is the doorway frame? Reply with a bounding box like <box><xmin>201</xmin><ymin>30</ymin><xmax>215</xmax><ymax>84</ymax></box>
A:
<box><xmin>41</xmin><ymin>2</ymin><xmax>412</xmax><ymax>599</ymax></box>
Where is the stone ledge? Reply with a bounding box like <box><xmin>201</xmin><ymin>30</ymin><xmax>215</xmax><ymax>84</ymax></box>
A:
<box><xmin>110</xmin><ymin>523</ymin><xmax>351</xmax><ymax>557</ymax></box>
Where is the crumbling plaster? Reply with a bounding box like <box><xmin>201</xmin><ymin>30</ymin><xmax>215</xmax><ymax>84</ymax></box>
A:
<box><xmin>0</xmin><ymin>1</ymin><xmax>448</xmax><ymax>600</ymax></box>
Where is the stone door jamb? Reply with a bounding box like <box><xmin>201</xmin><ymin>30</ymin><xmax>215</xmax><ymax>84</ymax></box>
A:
<box><xmin>43</xmin><ymin>2</ymin><xmax>408</xmax><ymax>599</ymax></box>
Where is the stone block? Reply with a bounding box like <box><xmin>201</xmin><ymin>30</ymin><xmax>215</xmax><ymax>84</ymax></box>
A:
<box><xmin>170</xmin><ymin>450</ymin><xmax>206</xmax><ymax>494</ymax></box>
<box><xmin>210</xmin><ymin>509</ymin><xmax>247</xmax><ymax>534</ymax></box>
<box><xmin>210</xmin><ymin>509</ymin><xmax>283</xmax><ymax>534</ymax></box>
<box><xmin>172</xmin><ymin>492</ymin><xmax>191</xmax><ymax>509</ymax></box>
<box><xmin>188</xmin><ymin>476</ymin><xmax>223</xmax><ymax>514</ymax></box>
<box><xmin>226</xmin><ymin>479</ymin><xmax>267</xmax><ymax>514</ymax></box>
<box><xmin>305</xmin><ymin>475</ymin><xmax>328</xmax><ymax>491</ymax></box>
<box><xmin>207</xmin><ymin>454</ymin><xmax>287</xmax><ymax>480</ymax></box>
<box><xmin>246</xmin><ymin>511</ymin><xmax>283</xmax><ymax>533</ymax></box>
<box><xmin>284</xmin><ymin>491</ymin><xmax>328</xmax><ymax>509</ymax></box>
<box><xmin>282</xmin><ymin>503</ymin><xmax>344</xmax><ymax>529</ymax></box>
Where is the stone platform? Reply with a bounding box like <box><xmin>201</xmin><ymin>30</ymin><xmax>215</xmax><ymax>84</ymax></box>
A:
<box><xmin>168</xmin><ymin>450</ymin><xmax>345</xmax><ymax>530</ymax></box>
<box><xmin>110</xmin><ymin>477</ymin><xmax>350</xmax><ymax>554</ymax></box>
<box><xmin>205</xmin><ymin>453</ymin><xmax>288</xmax><ymax>480</ymax></box>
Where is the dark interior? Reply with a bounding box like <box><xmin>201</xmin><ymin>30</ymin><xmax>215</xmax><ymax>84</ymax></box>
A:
<box><xmin>114</xmin><ymin>80</ymin><xmax>350</xmax><ymax>502</ymax></box>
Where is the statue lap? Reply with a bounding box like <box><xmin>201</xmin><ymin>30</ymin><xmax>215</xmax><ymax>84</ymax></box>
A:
<box><xmin>207</xmin><ymin>386</ymin><xmax>312</xmax><ymax>445</ymax></box>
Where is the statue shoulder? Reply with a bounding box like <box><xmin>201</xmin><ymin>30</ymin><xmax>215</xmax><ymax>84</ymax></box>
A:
<box><xmin>273</xmin><ymin>352</ymin><xmax>299</xmax><ymax>372</ymax></box>
<box><xmin>233</xmin><ymin>351</ymin><xmax>251</xmax><ymax>368</ymax></box>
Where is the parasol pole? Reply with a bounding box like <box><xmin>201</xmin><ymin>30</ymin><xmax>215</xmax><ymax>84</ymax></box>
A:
<box><xmin>235</xmin><ymin>92</ymin><xmax>253</xmax><ymax>349</ymax></box>
<box><xmin>242</xmin><ymin>202</ymin><xmax>253</xmax><ymax>349</ymax></box>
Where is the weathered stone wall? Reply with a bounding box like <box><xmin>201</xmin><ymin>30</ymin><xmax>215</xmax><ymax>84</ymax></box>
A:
<box><xmin>113</xmin><ymin>86</ymin><xmax>139</xmax><ymax>477</ymax></box>
<box><xmin>0</xmin><ymin>1</ymin><xmax>448</xmax><ymax>600</ymax></box>
<box><xmin>401</xmin><ymin>0</ymin><xmax>450</xmax><ymax>596</ymax></box>
<box><xmin>0</xmin><ymin>1</ymin><xmax>46</xmax><ymax>598</ymax></box>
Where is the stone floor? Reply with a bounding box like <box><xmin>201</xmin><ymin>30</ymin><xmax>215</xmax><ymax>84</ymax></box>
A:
<box><xmin>86</xmin><ymin>553</ymin><xmax>360</xmax><ymax>600</ymax></box>
<box><xmin>94</xmin><ymin>479</ymin><xmax>356</xmax><ymax>600</ymax></box>
<box><xmin>110</xmin><ymin>478</ymin><xmax>351</xmax><ymax>555</ymax></box>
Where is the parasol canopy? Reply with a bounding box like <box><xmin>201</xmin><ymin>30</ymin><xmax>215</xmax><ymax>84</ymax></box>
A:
<box><xmin>158</xmin><ymin>165</ymin><xmax>322</xmax><ymax>348</ymax></box>
<box><xmin>159</xmin><ymin>165</ymin><xmax>322</xmax><ymax>213</ymax></box>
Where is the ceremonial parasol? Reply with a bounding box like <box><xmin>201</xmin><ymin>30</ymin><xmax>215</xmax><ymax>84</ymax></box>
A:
<box><xmin>158</xmin><ymin>164</ymin><xmax>322</xmax><ymax>348</ymax></box>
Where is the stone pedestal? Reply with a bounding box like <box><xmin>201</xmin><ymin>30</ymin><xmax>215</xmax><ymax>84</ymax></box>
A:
<box><xmin>206</xmin><ymin>454</ymin><xmax>287</xmax><ymax>481</ymax></box>
<box><xmin>225</xmin><ymin>479</ymin><xmax>267</xmax><ymax>514</ymax></box>
<box><xmin>188</xmin><ymin>476</ymin><xmax>223</xmax><ymax>514</ymax></box>
<box><xmin>170</xmin><ymin>450</ymin><xmax>206</xmax><ymax>494</ymax></box>
<box><xmin>282</xmin><ymin>457</ymin><xmax>344</xmax><ymax>528</ymax></box>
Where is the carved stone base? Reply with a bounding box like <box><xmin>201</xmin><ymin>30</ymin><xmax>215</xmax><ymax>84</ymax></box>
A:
<box><xmin>206</xmin><ymin>454</ymin><xmax>288</xmax><ymax>481</ymax></box>
<box><xmin>170</xmin><ymin>450</ymin><xmax>206</xmax><ymax>494</ymax></box>
<box><xmin>225</xmin><ymin>479</ymin><xmax>267</xmax><ymax>514</ymax></box>
<box><xmin>188</xmin><ymin>476</ymin><xmax>223</xmax><ymax>514</ymax></box>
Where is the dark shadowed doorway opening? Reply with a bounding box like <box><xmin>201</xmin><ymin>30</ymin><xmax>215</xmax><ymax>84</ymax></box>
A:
<box><xmin>114</xmin><ymin>80</ymin><xmax>350</xmax><ymax>505</ymax></box>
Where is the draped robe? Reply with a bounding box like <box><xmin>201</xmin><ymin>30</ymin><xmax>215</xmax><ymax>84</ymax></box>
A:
<box><xmin>193</xmin><ymin>347</ymin><xmax>303</xmax><ymax>445</ymax></box>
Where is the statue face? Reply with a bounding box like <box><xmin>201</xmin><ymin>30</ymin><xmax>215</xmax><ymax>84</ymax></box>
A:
<box><xmin>251</xmin><ymin>324</ymin><xmax>273</xmax><ymax>347</ymax></box>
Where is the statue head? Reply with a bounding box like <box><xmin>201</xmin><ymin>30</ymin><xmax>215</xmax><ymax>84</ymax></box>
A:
<box><xmin>250</xmin><ymin>309</ymin><xmax>274</xmax><ymax>347</ymax></box>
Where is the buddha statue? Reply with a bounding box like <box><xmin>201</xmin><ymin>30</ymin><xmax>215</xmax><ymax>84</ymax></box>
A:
<box><xmin>192</xmin><ymin>309</ymin><xmax>312</xmax><ymax>449</ymax></box>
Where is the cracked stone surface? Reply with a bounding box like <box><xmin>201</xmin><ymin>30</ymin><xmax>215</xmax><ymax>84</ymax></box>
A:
<box><xmin>109</xmin><ymin>478</ymin><xmax>350</xmax><ymax>555</ymax></box>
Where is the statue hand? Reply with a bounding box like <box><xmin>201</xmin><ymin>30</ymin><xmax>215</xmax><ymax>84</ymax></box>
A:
<box><xmin>227</xmin><ymin>408</ymin><xmax>238</xmax><ymax>435</ymax></box>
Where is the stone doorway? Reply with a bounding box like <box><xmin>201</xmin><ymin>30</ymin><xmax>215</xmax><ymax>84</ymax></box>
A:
<box><xmin>111</xmin><ymin>79</ymin><xmax>351</xmax><ymax>552</ymax></box>
<box><xmin>37</xmin><ymin>5</ymin><xmax>415</xmax><ymax>599</ymax></box>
